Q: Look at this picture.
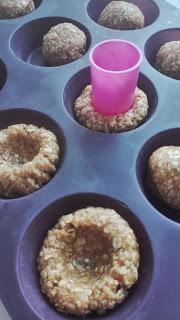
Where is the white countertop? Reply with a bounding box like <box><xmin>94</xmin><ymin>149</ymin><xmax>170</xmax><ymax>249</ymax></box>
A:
<box><xmin>0</xmin><ymin>0</ymin><xmax>179</xmax><ymax>319</ymax></box>
<box><xmin>0</xmin><ymin>301</ymin><xmax>11</xmax><ymax>320</ymax></box>
<box><xmin>166</xmin><ymin>0</ymin><xmax>180</xmax><ymax>8</ymax></box>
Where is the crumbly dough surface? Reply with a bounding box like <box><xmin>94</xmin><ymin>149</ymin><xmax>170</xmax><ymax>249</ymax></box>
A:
<box><xmin>74</xmin><ymin>85</ymin><xmax>149</xmax><ymax>133</ymax></box>
<box><xmin>38</xmin><ymin>207</ymin><xmax>139</xmax><ymax>316</ymax></box>
<box><xmin>155</xmin><ymin>41</ymin><xmax>180</xmax><ymax>80</ymax></box>
<box><xmin>98</xmin><ymin>1</ymin><xmax>144</xmax><ymax>30</ymax></box>
<box><xmin>148</xmin><ymin>146</ymin><xmax>180</xmax><ymax>210</ymax></box>
<box><xmin>0</xmin><ymin>0</ymin><xmax>35</xmax><ymax>19</ymax></box>
<box><xmin>0</xmin><ymin>124</ymin><xmax>60</xmax><ymax>198</ymax></box>
<box><xmin>42</xmin><ymin>23</ymin><xmax>87</xmax><ymax>66</ymax></box>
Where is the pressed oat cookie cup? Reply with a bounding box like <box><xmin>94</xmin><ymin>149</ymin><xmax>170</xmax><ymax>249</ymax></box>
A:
<box><xmin>0</xmin><ymin>0</ymin><xmax>35</xmax><ymax>19</ymax></box>
<box><xmin>42</xmin><ymin>22</ymin><xmax>87</xmax><ymax>66</ymax></box>
<box><xmin>74</xmin><ymin>85</ymin><xmax>149</xmax><ymax>133</ymax></box>
<box><xmin>38</xmin><ymin>207</ymin><xmax>140</xmax><ymax>316</ymax></box>
<box><xmin>0</xmin><ymin>124</ymin><xmax>60</xmax><ymax>198</ymax></box>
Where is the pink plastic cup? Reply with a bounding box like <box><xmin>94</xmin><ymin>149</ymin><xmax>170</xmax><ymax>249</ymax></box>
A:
<box><xmin>90</xmin><ymin>39</ymin><xmax>143</xmax><ymax>116</ymax></box>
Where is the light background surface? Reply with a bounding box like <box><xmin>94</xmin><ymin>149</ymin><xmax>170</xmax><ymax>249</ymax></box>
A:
<box><xmin>166</xmin><ymin>0</ymin><xmax>180</xmax><ymax>8</ymax></box>
<box><xmin>0</xmin><ymin>0</ymin><xmax>179</xmax><ymax>319</ymax></box>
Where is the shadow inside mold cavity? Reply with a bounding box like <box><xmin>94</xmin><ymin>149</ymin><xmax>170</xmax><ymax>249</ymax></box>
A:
<box><xmin>34</xmin><ymin>0</ymin><xmax>43</xmax><ymax>8</ymax></box>
<box><xmin>18</xmin><ymin>193</ymin><xmax>153</xmax><ymax>320</ymax></box>
<box><xmin>137</xmin><ymin>128</ymin><xmax>180</xmax><ymax>223</ymax></box>
<box><xmin>0</xmin><ymin>59</ymin><xmax>7</xmax><ymax>90</ymax></box>
<box><xmin>10</xmin><ymin>17</ymin><xmax>91</xmax><ymax>67</ymax></box>
<box><xmin>27</xmin><ymin>47</ymin><xmax>46</xmax><ymax>66</ymax></box>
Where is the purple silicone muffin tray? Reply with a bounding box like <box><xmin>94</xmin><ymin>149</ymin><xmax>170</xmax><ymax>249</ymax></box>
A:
<box><xmin>0</xmin><ymin>0</ymin><xmax>180</xmax><ymax>319</ymax></box>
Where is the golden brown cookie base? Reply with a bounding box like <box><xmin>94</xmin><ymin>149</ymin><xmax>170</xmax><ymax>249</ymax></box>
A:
<box><xmin>74</xmin><ymin>85</ymin><xmax>149</xmax><ymax>133</ymax></box>
<box><xmin>38</xmin><ymin>207</ymin><xmax>139</xmax><ymax>316</ymax></box>
<box><xmin>0</xmin><ymin>124</ymin><xmax>60</xmax><ymax>198</ymax></box>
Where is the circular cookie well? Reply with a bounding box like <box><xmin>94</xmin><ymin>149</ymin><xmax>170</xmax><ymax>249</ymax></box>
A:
<box><xmin>0</xmin><ymin>58</ymin><xmax>7</xmax><ymax>90</ymax></box>
<box><xmin>63</xmin><ymin>67</ymin><xmax>158</xmax><ymax>133</ymax></box>
<box><xmin>136</xmin><ymin>128</ymin><xmax>180</xmax><ymax>223</ymax></box>
<box><xmin>145</xmin><ymin>28</ymin><xmax>180</xmax><ymax>78</ymax></box>
<box><xmin>18</xmin><ymin>193</ymin><xmax>153</xmax><ymax>320</ymax></box>
<box><xmin>0</xmin><ymin>108</ymin><xmax>65</xmax><ymax>199</ymax></box>
<box><xmin>87</xmin><ymin>0</ymin><xmax>159</xmax><ymax>28</ymax></box>
<box><xmin>10</xmin><ymin>17</ymin><xmax>91</xmax><ymax>66</ymax></box>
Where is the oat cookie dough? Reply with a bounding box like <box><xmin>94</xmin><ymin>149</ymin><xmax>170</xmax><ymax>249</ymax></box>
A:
<box><xmin>148</xmin><ymin>146</ymin><xmax>180</xmax><ymax>210</ymax></box>
<box><xmin>0</xmin><ymin>0</ymin><xmax>35</xmax><ymax>19</ymax></box>
<box><xmin>74</xmin><ymin>85</ymin><xmax>149</xmax><ymax>133</ymax></box>
<box><xmin>98</xmin><ymin>1</ymin><xmax>144</xmax><ymax>30</ymax></box>
<box><xmin>38</xmin><ymin>207</ymin><xmax>139</xmax><ymax>316</ymax></box>
<box><xmin>155</xmin><ymin>41</ymin><xmax>180</xmax><ymax>80</ymax></box>
<box><xmin>0</xmin><ymin>124</ymin><xmax>60</xmax><ymax>198</ymax></box>
<box><xmin>42</xmin><ymin>23</ymin><xmax>87</xmax><ymax>66</ymax></box>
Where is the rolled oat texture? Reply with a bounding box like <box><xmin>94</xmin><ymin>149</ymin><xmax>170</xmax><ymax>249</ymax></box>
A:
<box><xmin>74</xmin><ymin>85</ymin><xmax>149</xmax><ymax>133</ymax></box>
<box><xmin>98</xmin><ymin>1</ymin><xmax>144</xmax><ymax>30</ymax></box>
<box><xmin>155</xmin><ymin>41</ymin><xmax>180</xmax><ymax>80</ymax></box>
<box><xmin>0</xmin><ymin>0</ymin><xmax>35</xmax><ymax>19</ymax></box>
<box><xmin>148</xmin><ymin>146</ymin><xmax>180</xmax><ymax>210</ymax></box>
<box><xmin>42</xmin><ymin>22</ymin><xmax>87</xmax><ymax>66</ymax></box>
<box><xmin>38</xmin><ymin>207</ymin><xmax>139</xmax><ymax>316</ymax></box>
<box><xmin>0</xmin><ymin>124</ymin><xmax>60</xmax><ymax>198</ymax></box>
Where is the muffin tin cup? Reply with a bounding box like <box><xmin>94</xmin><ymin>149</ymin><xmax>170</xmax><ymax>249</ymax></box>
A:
<box><xmin>10</xmin><ymin>17</ymin><xmax>91</xmax><ymax>67</ymax></box>
<box><xmin>17</xmin><ymin>194</ymin><xmax>154</xmax><ymax>320</ymax></box>
<box><xmin>0</xmin><ymin>0</ymin><xmax>180</xmax><ymax>320</ymax></box>
<box><xmin>87</xmin><ymin>0</ymin><xmax>160</xmax><ymax>28</ymax></box>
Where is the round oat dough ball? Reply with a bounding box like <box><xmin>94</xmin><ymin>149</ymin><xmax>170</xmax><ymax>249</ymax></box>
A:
<box><xmin>98</xmin><ymin>1</ymin><xmax>144</xmax><ymax>30</ymax></box>
<box><xmin>38</xmin><ymin>207</ymin><xmax>139</xmax><ymax>316</ymax></box>
<box><xmin>42</xmin><ymin>23</ymin><xmax>87</xmax><ymax>66</ymax></box>
<box><xmin>155</xmin><ymin>41</ymin><xmax>180</xmax><ymax>80</ymax></box>
<box><xmin>0</xmin><ymin>0</ymin><xmax>35</xmax><ymax>19</ymax></box>
<box><xmin>148</xmin><ymin>146</ymin><xmax>180</xmax><ymax>210</ymax></box>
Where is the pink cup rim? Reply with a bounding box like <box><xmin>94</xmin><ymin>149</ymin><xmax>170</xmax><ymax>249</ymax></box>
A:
<box><xmin>90</xmin><ymin>39</ymin><xmax>143</xmax><ymax>74</ymax></box>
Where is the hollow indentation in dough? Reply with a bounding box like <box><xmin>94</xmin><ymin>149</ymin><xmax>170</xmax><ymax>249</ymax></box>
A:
<box><xmin>0</xmin><ymin>124</ymin><xmax>60</xmax><ymax>198</ymax></box>
<box><xmin>38</xmin><ymin>207</ymin><xmax>139</xmax><ymax>316</ymax></box>
<box><xmin>1</xmin><ymin>131</ymin><xmax>40</xmax><ymax>166</ymax></box>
